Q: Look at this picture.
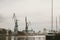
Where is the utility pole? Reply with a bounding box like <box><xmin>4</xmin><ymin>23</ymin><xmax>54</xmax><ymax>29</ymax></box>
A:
<box><xmin>13</xmin><ymin>13</ymin><xmax>18</xmax><ymax>40</ymax></box>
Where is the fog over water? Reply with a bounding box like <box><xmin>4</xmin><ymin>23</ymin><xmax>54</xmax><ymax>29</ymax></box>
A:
<box><xmin>0</xmin><ymin>0</ymin><xmax>60</xmax><ymax>32</ymax></box>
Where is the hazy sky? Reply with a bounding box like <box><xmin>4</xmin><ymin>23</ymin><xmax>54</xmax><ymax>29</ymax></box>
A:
<box><xmin>0</xmin><ymin>0</ymin><xmax>60</xmax><ymax>32</ymax></box>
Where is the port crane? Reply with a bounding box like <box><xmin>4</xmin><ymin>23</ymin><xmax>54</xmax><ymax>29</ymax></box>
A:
<box><xmin>13</xmin><ymin>13</ymin><xmax>18</xmax><ymax>40</ymax></box>
<box><xmin>25</xmin><ymin>17</ymin><xmax>28</xmax><ymax>33</ymax></box>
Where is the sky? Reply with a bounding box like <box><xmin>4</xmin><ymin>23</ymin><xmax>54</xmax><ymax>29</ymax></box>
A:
<box><xmin>0</xmin><ymin>0</ymin><xmax>60</xmax><ymax>32</ymax></box>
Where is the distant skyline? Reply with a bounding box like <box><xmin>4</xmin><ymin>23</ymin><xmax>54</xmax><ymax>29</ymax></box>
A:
<box><xmin>0</xmin><ymin>0</ymin><xmax>60</xmax><ymax>32</ymax></box>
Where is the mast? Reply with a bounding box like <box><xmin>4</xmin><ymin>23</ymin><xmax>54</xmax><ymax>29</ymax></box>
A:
<box><xmin>56</xmin><ymin>16</ymin><xmax>57</xmax><ymax>32</ymax></box>
<box><xmin>59</xmin><ymin>16</ymin><xmax>60</xmax><ymax>25</ymax></box>
<box><xmin>59</xmin><ymin>16</ymin><xmax>60</xmax><ymax>32</ymax></box>
<box><xmin>13</xmin><ymin>13</ymin><xmax>18</xmax><ymax>40</ymax></box>
<box><xmin>51</xmin><ymin>0</ymin><xmax>53</xmax><ymax>32</ymax></box>
<box><xmin>25</xmin><ymin>17</ymin><xmax>28</xmax><ymax>33</ymax></box>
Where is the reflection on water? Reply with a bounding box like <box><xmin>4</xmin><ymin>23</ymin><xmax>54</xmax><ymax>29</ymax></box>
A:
<box><xmin>11</xmin><ymin>36</ymin><xmax>45</xmax><ymax>40</ymax></box>
<box><xmin>0</xmin><ymin>35</ymin><xmax>45</xmax><ymax>40</ymax></box>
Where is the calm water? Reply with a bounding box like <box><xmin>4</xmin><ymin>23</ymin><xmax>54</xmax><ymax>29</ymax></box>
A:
<box><xmin>11</xmin><ymin>36</ymin><xmax>45</xmax><ymax>40</ymax></box>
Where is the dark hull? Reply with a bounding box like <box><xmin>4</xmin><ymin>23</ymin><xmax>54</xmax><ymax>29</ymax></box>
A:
<box><xmin>46</xmin><ymin>33</ymin><xmax>60</xmax><ymax>40</ymax></box>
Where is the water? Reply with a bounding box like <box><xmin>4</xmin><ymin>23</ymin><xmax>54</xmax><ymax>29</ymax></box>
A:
<box><xmin>11</xmin><ymin>35</ymin><xmax>45</xmax><ymax>40</ymax></box>
<box><xmin>0</xmin><ymin>35</ymin><xmax>45</xmax><ymax>40</ymax></box>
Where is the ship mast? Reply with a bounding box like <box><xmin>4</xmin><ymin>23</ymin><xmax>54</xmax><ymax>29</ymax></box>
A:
<box><xmin>59</xmin><ymin>16</ymin><xmax>60</xmax><ymax>32</ymax></box>
<box><xmin>51</xmin><ymin>0</ymin><xmax>53</xmax><ymax>32</ymax></box>
<box><xmin>56</xmin><ymin>16</ymin><xmax>57</xmax><ymax>32</ymax></box>
<box><xmin>13</xmin><ymin>13</ymin><xmax>18</xmax><ymax>40</ymax></box>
